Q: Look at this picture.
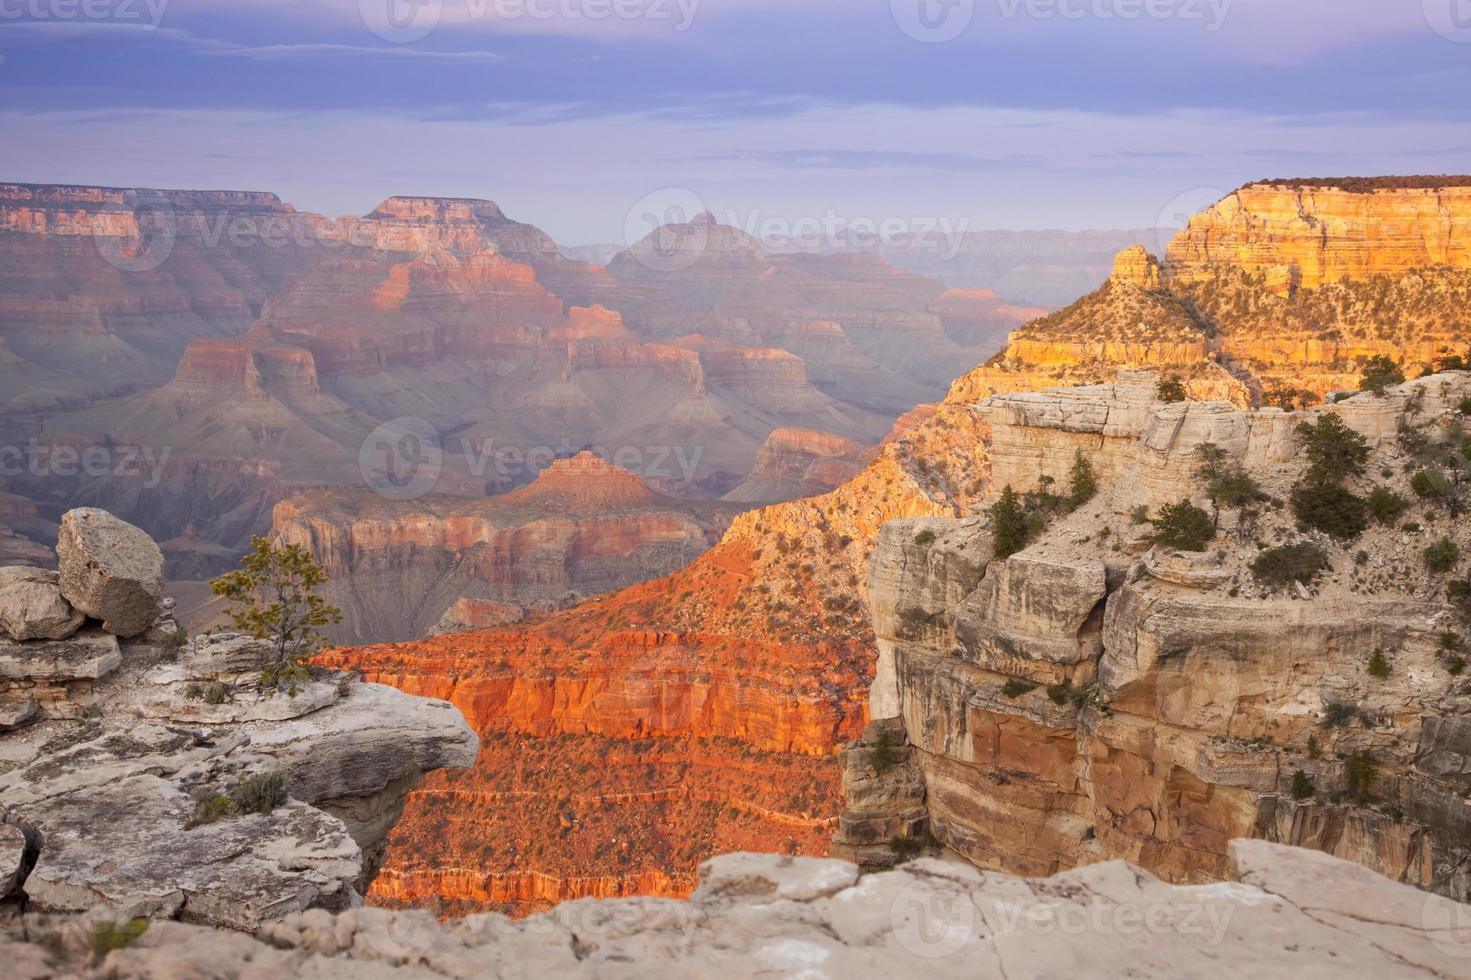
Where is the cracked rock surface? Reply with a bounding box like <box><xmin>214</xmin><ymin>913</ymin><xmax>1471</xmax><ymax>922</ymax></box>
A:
<box><xmin>0</xmin><ymin>509</ymin><xmax>479</xmax><ymax>931</ymax></box>
<box><xmin>4</xmin><ymin>841</ymin><xmax>1467</xmax><ymax>978</ymax></box>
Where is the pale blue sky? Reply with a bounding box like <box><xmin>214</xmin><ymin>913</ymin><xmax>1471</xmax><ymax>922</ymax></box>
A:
<box><xmin>2</xmin><ymin>0</ymin><xmax>1468</xmax><ymax>244</ymax></box>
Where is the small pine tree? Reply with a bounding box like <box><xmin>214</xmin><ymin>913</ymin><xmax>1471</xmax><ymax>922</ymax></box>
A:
<box><xmin>1367</xmin><ymin>649</ymin><xmax>1390</xmax><ymax>679</ymax></box>
<box><xmin>1345</xmin><ymin>750</ymin><xmax>1377</xmax><ymax>804</ymax></box>
<box><xmin>1066</xmin><ymin>450</ymin><xmax>1097</xmax><ymax>511</ymax></box>
<box><xmin>1156</xmin><ymin>376</ymin><xmax>1187</xmax><ymax>403</ymax></box>
<box><xmin>1368</xmin><ymin>485</ymin><xmax>1410</xmax><ymax>525</ymax></box>
<box><xmin>1358</xmin><ymin>354</ymin><xmax>1405</xmax><ymax>393</ymax></box>
<box><xmin>1295</xmin><ymin>414</ymin><xmax>1371</xmax><ymax>484</ymax></box>
<box><xmin>1291</xmin><ymin>481</ymin><xmax>1369</xmax><ymax>539</ymax></box>
<box><xmin>211</xmin><ymin>537</ymin><xmax>344</xmax><ymax>692</ymax></box>
<box><xmin>991</xmin><ymin>485</ymin><xmax>1029</xmax><ymax>560</ymax></box>
<box><xmin>1290</xmin><ymin>769</ymin><xmax>1315</xmax><ymax>800</ymax></box>
<box><xmin>1425</xmin><ymin>538</ymin><xmax>1460</xmax><ymax>573</ymax></box>
<box><xmin>1150</xmin><ymin>500</ymin><xmax>1215</xmax><ymax>551</ymax></box>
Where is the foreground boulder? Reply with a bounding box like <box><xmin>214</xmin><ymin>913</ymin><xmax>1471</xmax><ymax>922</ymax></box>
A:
<box><xmin>56</xmin><ymin>508</ymin><xmax>165</xmax><ymax>638</ymax></box>
<box><xmin>0</xmin><ymin>509</ymin><xmax>479</xmax><ymax>930</ymax></box>
<box><xmin>0</xmin><ymin>568</ymin><xmax>83</xmax><ymax>642</ymax></box>
<box><xmin>3</xmin><ymin>841</ymin><xmax>1466</xmax><ymax>977</ymax></box>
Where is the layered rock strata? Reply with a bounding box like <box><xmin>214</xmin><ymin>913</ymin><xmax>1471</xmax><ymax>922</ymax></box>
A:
<box><xmin>272</xmin><ymin>454</ymin><xmax>743</xmax><ymax>643</ymax></box>
<box><xmin>0</xmin><ymin>509</ymin><xmax>478</xmax><ymax>929</ymax></box>
<box><xmin>4</xmin><ymin>842</ymin><xmax>1469</xmax><ymax>977</ymax></box>
<box><xmin>839</xmin><ymin>372</ymin><xmax>1471</xmax><ymax>898</ymax></box>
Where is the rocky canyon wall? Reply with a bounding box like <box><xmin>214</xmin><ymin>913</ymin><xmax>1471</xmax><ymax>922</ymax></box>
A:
<box><xmin>839</xmin><ymin>372</ymin><xmax>1471</xmax><ymax>899</ymax></box>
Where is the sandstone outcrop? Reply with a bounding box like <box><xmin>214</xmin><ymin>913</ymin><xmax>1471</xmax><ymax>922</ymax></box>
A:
<box><xmin>56</xmin><ymin>508</ymin><xmax>165</xmax><ymax>638</ymax></box>
<box><xmin>0</xmin><ymin>568</ymin><xmax>82</xmax><ymax>642</ymax></box>
<box><xmin>969</xmin><ymin>178</ymin><xmax>1471</xmax><ymax>407</ymax></box>
<box><xmin>3</xmin><ymin>842</ymin><xmax>1467</xmax><ymax>977</ymax></box>
<box><xmin>1168</xmin><ymin>177</ymin><xmax>1471</xmax><ymax>291</ymax></box>
<box><xmin>0</xmin><ymin>509</ymin><xmax>478</xmax><ymax>929</ymax></box>
<box><xmin>840</xmin><ymin>372</ymin><xmax>1471</xmax><ymax>900</ymax></box>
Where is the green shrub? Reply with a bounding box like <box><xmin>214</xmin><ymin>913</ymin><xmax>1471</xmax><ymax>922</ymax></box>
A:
<box><xmin>1306</xmin><ymin>735</ymin><xmax>1322</xmax><ymax>760</ymax></box>
<box><xmin>1411</xmin><ymin>468</ymin><xmax>1453</xmax><ymax>500</ymax></box>
<box><xmin>1453</xmin><ymin>577</ymin><xmax>1471</xmax><ymax>615</ymax></box>
<box><xmin>1460</xmin><ymin>397</ymin><xmax>1471</xmax><ymax>416</ymax></box>
<box><xmin>1067</xmin><ymin>450</ymin><xmax>1097</xmax><ymax>511</ymax></box>
<box><xmin>203</xmin><ymin>682</ymin><xmax>226</xmax><ymax>705</ymax></box>
<box><xmin>871</xmin><ymin>728</ymin><xmax>900</xmax><ymax>774</ymax></box>
<box><xmin>1368</xmin><ymin>486</ymin><xmax>1410</xmax><ymax>524</ymax></box>
<box><xmin>1345</xmin><ymin>750</ymin><xmax>1377</xmax><ymax>804</ymax></box>
<box><xmin>1251</xmin><ymin>543</ymin><xmax>1330</xmax><ymax>588</ymax></box>
<box><xmin>913</xmin><ymin>529</ymin><xmax>936</xmax><ymax>547</ymax></box>
<box><xmin>1296</xmin><ymin>414</ymin><xmax>1370</xmax><ymax>484</ymax></box>
<box><xmin>1290</xmin><ymin>481</ymin><xmax>1368</xmax><ymax>539</ymax></box>
<box><xmin>186</xmin><ymin>795</ymin><xmax>239</xmax><ymax>828</ymax></box>
<box><xmin>1290</xmin><ymin>770</ymin><xmax>1315</xmax><ymax>800</ymax></box>
<box><xmin>1426</xmin><ymin>538</ymin><xmax>1461</xmax><ymax>573</ymax></box>
<box><xmin>1321</xmin><ymin>702</ymin><xmax>1359</xmax><ymax>727</ymax></box>
<box><xmin>1150</xmin><ymin>500</ymin><xmax>1215</xmax><ymax>551</ymax></box>
<box><xmin>1367</xmin><ymin>649</ymin><xmax>1390</xmax><ymax>679</ymax></box>
<box><xmin>1002</xmin><ymin>678</ymin><xmax>1038</xmax><ymax>699</ymax></box>
<box><xmin>1196</xmin><ymin>443</ymin><xmax>1265</xmax><ymax>508</ymax></box>
<box><xmin>1156</xmin><ymin>376</ymin><xmax>1187</xmax><ymax>403</ymax></box>
<box><xmin>232</xmin><ymin>771</ymin><xmax>288</xmax><ymax>815</ymax></box>
<box><xmin>1358</xmin><ymin>355</ymin><xmax>1405</xmax><ymax>393</ymax></box>
<box><xmin>991</xmin><ymin>486</ymin><xmax>1029</xmax><ymax>560</ymax></box>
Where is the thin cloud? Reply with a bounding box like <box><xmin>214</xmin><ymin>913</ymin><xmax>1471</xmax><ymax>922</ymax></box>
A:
<box><xmin>0</xmin><ymin>20</ymin><xmax>503</xmax><ymax>62</ymax></box>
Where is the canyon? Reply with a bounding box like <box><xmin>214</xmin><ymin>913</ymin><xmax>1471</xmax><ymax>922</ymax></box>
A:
<box><xmin>0</xmin><ymin>184</ymin><xmax>1042</xmax><ymax>601</ymax></box>
<box><xmin>333</xmin><ymin>178</ymin><xmax>1471</xmax><ymax>917</ymax></box>
<box><xmin>273</xmin><ymin>453</ymin><xmax>743</xmax><ymax>643</ymax></box>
